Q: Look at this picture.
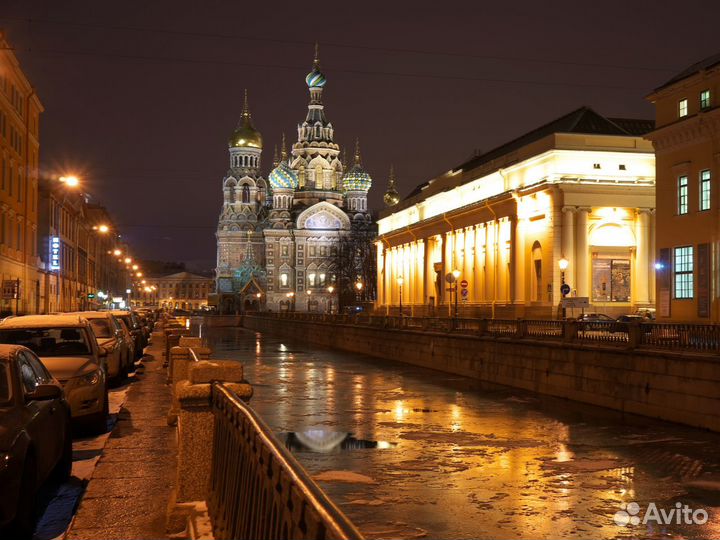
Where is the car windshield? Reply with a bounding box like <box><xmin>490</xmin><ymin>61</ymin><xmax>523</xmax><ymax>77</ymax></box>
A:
<box><xmin>0</xmin><ymin>327</ymin><xmax>92</xmax><ymax>357</ymax></box>
<box><xmin>89</xmin><ymin>319</ymin><xmax>113</xmax><ymax>338</ymax></box>
<box><xmin>0</xmin><ymin>362</ymin><xmax>10</xmax><ymax>405</ymax></box>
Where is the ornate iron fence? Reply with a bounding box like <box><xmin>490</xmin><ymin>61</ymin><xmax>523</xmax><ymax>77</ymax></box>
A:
<box><xmin>208</xmin><ymin>383</ymin><xmax>364</xmax><ymax>540</ymax></box>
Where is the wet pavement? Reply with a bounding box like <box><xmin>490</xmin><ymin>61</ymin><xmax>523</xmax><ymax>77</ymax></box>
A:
<box><xmin>208</xmin><ymin>326</ymin><xmax>720</xmax><ymax>540</ymax></box>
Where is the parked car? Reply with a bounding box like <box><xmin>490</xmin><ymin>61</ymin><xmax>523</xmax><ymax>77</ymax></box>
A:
<box><xmin>67</xmin><ymin>312</ymin><xmax>134</xmax><ymax>382</ymax></box>
<box><xmin>0</xmin><ymin>315</ymin><xmax>109</xmax><ymax>433</ymax></box>
<box><xmin>576</xmin><ymin>312</ymin><xmax>615</xmax><ymax>330</ymax></box>
<box><xmin>613</xmin><ymin>314</ymin><xmax>653</xmax><ymax>334</ymax></box>
<box><xmin>110</xmin><ymin>311</ymin><xmax>145</xmax><ymax>359</ymax></box>
<box><xmin>0</xmin><ymin>344</ymin><xmax>72</xmax><ymax>537</ymax></box>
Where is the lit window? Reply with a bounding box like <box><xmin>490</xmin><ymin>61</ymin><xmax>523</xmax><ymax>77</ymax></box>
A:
<box><xmin>679</xmin><ymin>99</ymin><xmax>688</xmax><ymax>117</ymax></box>
<box><xmin>319</xmin><ymin>273</ymin><xmax>326</xmax><ymax>286</ymax></box>
<box><xmin>280</xmin><ymin>273</ymin><xmax>288</xmax><ymax>287</ymax></box>
<box><xmin>700</xmin><ymin>170</ymin><xmax>711</xmax><ymax>211</ymax></box>
<box><xmin>678</xmin><ymin>175</ymin><xmax>688</xmax><ymax>214</ymax></box>
<box><xmin>308</xmin><ymin>273</ymin><xmax>316</xmax><ymax>287</ymax></box>
<box><xmin>674</xmin><ymin>246</ymin><xmax>693</xmax><ymax>299</ymax></box>
<box><xmin>700</xmin><ymin>90</ymin><xmax>711</xmax><ymax>109</ymax></box>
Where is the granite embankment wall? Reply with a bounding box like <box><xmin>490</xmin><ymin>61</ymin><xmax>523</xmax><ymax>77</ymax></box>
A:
<box><xmin>242</xmin><ymin>315</ymin><xmax>720</xmax><ymax>432</ymax></box>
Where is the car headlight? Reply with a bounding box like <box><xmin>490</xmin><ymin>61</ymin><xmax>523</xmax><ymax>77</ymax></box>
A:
<box><xmin>77</xmin><ymin>370</ymin><xmax>102</xmax><ymax>387</ymax></box>
<box><xmin>0</xmin><ymin>453</ymin><xmax>10</xmax><ymax>473</ymax></box>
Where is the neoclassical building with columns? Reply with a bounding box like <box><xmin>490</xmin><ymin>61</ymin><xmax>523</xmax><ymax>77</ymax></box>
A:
<box><xmin>376</xmin><ymin>107</ymin><xmax>656</xmax><ymax>318</ymax></box>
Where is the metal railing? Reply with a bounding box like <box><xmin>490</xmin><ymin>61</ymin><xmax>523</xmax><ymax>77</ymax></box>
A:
<box><xmin>208</xmin><ymin>383</ymin><xmax>364</xmax><ymax>540</ymax></box>
<box><xmin>249</xmin><ymin>312</ymin><xmax>720</xmax><ymax>354</ymax></box>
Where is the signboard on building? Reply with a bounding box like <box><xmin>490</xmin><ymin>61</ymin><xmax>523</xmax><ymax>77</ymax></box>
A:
<box><xmin>50</xmin><ymin>237</ymin><xmax>61</xmax><ymax>270</ymax></box>
<box><xmin>2</xmin><ymin>280</ymin><xmax>19</xmax><ymax>300</ymax></box>
<box><xmin>561</xmin><ymin>296</ymin><xmax>589</xmax><ymax>308</ymax></box>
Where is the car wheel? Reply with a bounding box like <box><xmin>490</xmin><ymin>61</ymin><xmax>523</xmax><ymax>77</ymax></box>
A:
<box><xmin>52</xmin><ymin>420</ymin><xmax>73</xmax><ymax>482</ymax></box>
<box><xmin>9</xmin><ymin>453</ymin><xmax>37</xmax><ymax>539</ymax></box>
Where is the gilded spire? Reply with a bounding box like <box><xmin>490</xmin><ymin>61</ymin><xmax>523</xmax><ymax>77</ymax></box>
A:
<box><xmin>241</xmin><ymin>89</ymin><xmax>250</xmax><ymax>119</ymax></box>
<box><xmin>354</xmin><ymin>138</ymin><xmax>361</xmax><ymax>165</ymax></box>
<box><xmin>341</xmin><ymin>148</ymin><xmax>347</xmax><ymax>169</ymax></box>
<box><xmin>383</xmin><ymin>164</ymin><xmax>400</xmax><ymax>207</ymax></box>
<box><xmin>280</xmin><ymin>132</ymin><xmax>288</xmax><ymax>160</ymax></box>
<box><xmin>314</xmin><ymin>41</ymin><xmax>320</xmax><ymax>70</ymax></box>
<box><xmin>272</xmin><ymin>145</ymin><xmax>279</xmax><ymax>167</ymax></box>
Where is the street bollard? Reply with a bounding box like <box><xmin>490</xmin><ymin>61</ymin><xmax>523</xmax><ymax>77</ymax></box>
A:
<box><xmin>175</xmin><ymin>360</ymin><xmax>252</xmax><ymax>504</ymax></box>
<box><xmin>167</xmin><ymin>345</ymin><xmax>212</xmax><ymax>425</ymax></box>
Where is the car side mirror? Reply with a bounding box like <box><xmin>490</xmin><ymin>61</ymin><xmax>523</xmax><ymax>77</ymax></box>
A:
<box><xmin>27</xmin><ymin>384</ymin><xmax>62</xmax><ymax>401</ymax></box>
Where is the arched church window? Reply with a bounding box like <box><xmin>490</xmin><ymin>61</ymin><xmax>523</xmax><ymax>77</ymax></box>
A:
<box><xmin>242</xmin><ymin>185</ymin><xmax>250</xmax><ymax>204</ymax></box>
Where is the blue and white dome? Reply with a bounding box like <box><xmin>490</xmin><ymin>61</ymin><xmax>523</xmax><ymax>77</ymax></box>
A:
<box><xmin>305</xmin><ymin>68</ymin><xmax>327</xmax><ymax>88</ymax></box>
<box><xmin>268</xmin><ymin>161</ymin><xmax>298</xmax><ymax>190</ymax></box>
<box><xmin>342</xmin><ymin>163</ymin><xmax>372</xmax><ymax>192</ymax></box>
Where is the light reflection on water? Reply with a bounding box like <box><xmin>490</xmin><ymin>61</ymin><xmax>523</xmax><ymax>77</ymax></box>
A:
<box><xmin>208</xmin><ymin>327</ymin><xmax>720</xmax><ymax>540</ymax></box>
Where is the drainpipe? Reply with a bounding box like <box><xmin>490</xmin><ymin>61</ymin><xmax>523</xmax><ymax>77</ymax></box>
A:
<box><xmin>23</xmin><ymin>88</ymin><xmax>35</xmax><ymax>314</ymax></box>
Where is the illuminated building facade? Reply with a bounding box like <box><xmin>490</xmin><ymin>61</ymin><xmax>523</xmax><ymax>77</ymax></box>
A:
<box><xmin>215</xmin><ymin>48</ymin><xmax>374</xmax><ymax>312</ymax></box>
<box><xmin>377</xmin><ymin>107</ymin><xmax>656</xmax><ymax>318</ymax></box>
<box><xmin>0</xmin><ymin>31</ymin><xmax>43</xmax><ymax>315</ymax></box>
<box><xmin>138</xmin><ymin>271</ymin><xmax>215</xmax><ymax>310</ymax></box>
<box><xmin>646</xmin><ymin>53</ymin><xmax>720</xmax><ymax>321</ymax></box>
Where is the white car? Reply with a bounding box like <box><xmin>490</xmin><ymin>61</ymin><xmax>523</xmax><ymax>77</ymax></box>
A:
<box><xmin>67</xmin><ymin>311</ymin><xmax>134</xmax><ymax>382</ymax></box>
<box><xmin>0</xmin><ymin>315</ymin><xmax>109</xmax><ymax>433</ymax></box>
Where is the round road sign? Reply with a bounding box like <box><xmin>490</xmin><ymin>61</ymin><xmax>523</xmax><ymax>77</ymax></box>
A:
<box><xmin>460</xmin><ymin>279</ymin><xmax>468</xmax><ymax>288</ymax></box>
<box><xmin>560</xmin><ymin>283</ymin><xmax>571</xmax><ymax>296</ymax></box>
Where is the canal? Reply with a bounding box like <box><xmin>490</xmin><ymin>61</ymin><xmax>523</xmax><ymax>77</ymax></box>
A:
<box><xmin>207</xmin><ymin>326</ymin><xmax>720</xmax><ymax>539</ymax></box>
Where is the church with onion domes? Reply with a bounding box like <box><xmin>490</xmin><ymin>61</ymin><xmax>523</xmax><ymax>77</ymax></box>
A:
<box><xmin>215</xmin><ymin>46</ymin><xmax>377</xmax><ymax>313</ymax></box>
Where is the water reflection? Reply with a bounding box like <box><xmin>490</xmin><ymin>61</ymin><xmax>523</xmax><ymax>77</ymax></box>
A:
<box><xmin>208</xmin><ymin>327</ymin><xmax>720</xmax><ymax>540</ymax></box>
<box><xmin>285</xmin><ymin>431</ymin><xmax>396</xmax><ymax>453</ymax></box>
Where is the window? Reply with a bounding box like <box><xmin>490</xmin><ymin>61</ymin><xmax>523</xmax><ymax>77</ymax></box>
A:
<box><xmin>242</xmin><ymin>185</ymin><xmax>250</xmax><ymax>204</ymax></box>
<box><xmin>700</xmin><ymin>90</ymin><xmax>711</xmax><ymax>109</ymax></box>
<box><xmin>307</xmin><ymin>273</ymin><xmax>316</xmax><ymax>287</ymax></box>
<box><xmin>279</xmin><ymin>273</ymin><xmax>288</xmax><ymax>287</ymax></box>
<box><xmin>281</xmin><ymin>245</ymin><xmax>288</xmax><ymax>256</ymax></box>
<box><xmin>700</xmin><ymin>170</ymin><xmax>711</xmax><ymax>211</ymax></box>
<box><xmin>592</xmin><ymin>258</ymin><xmax>631</xmax><ymax>302</ymax></box>
<box><xmin>678</xmin><ymin>175</ymin><xmax>688</xmax><ymax>214</ymax></box>
<box><xmin>679</xmin><ymin>99</ymin><xmax>688</xmax><ymax>117</ymax></box>
<box><xmin>674</xmin><ymin>246</ymin><xmax>694</xmax><ymax>299</ymax></box>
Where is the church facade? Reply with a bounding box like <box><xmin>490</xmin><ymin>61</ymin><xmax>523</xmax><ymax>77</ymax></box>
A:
<box><xmin>215</xmin><ymin>49</ymin><xmax>374</xmax><ymax>313</ymax></box>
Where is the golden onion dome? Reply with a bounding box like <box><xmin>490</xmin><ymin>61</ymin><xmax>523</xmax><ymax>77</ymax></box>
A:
<box><xmin>229</xmin><ymin>90</ymin><xmax>263</xmax><ymax>149</ymax></box>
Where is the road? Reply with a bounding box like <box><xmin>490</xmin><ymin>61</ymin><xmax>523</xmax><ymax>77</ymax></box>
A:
<box><xmin>207</xmin><ymin>326</ymin><xmax>720</xmax><ymax>540</ymax></box>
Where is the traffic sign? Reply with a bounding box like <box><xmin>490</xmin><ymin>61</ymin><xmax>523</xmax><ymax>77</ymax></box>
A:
<box><xmin>461</xmin><ymin>288</ymin><xmax>469</xmax><ymax>297</ymax></box>
<box><xmin>2</xmin><ymin>280</ymin><xmax>19</xmax><ymax>300</ymax></box>
<box><xmin>560</xmin><ymin>283</ymin><xmax>571</xmax><ymax>296</ymax></box>
<box><xmin>460</xmin><ymin>279</ymin><xmax>468</xmax><ymax>288</ymax></box>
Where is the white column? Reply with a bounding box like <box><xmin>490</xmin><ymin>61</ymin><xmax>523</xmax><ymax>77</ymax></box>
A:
<box><xmin>635</xmin><ymin>209</ymin><xmax>650</xmax><ymax>305</ymax></box>
<box><xmin>562</xmin><ymin>207</ymin><xmax>576</xmax><ymax>293</ymax></box>
<box><xmin>474</xmin><ymin>225</ymin><xmax>484</xmax><ymax>303</ymax></box>
<box><xmin>513</xmin><ymin>217</ymin><xmax>525</xmax><ymax>303</ymax></box>
<box><xmin>576</xmin><ymin>208</ymin><xmax>590</xmax><ymax>298</ymax></box>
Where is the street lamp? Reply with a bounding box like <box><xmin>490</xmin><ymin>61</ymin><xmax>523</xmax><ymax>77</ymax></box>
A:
<box><xmin>59</xmin><ymin>175</ymin><xmax>80</xmax><ymax>188</ymax></box>
<box><xmin>113</xmin><ymin>249</ymin><xmax>122</xmax><ymax>256</ymax></box>
<box><xmin>286</xmin><ymin>291</ymin><xmax>295</xmax><ymax>312</ymax></box>
<box><xmin>452</xmin><ymin>269</ymin><xmax>461</xmax><ymax>322</ymax></box>
<box><xmin>355</xmin><ymin>280</ymin><xmax>363</xmax><ymax>304</ymax></box>
<box><xmin>558</xmin><ymin>257</ymin><xmax>569</xmax><ymax>319</ymax></box>
<box><xmin>397</xmin><ymin>276</ymin><xmax>404</xmax><ymax>316</ymax></box>
<box><xmin>327</xmin><ymin>285</ymin><xmax>335</xmax><ymax>314</ymax></box>
<box><xmin>306</xmin><ymin>289</ymin><xmax>312</xmax><ymax>311</ymax></box>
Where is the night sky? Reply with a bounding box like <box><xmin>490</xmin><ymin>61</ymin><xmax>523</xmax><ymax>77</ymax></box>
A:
<box><xmin>3</xmin><ymin>1</ymin><xmax>719</xmax><ymax>272</ymax></box>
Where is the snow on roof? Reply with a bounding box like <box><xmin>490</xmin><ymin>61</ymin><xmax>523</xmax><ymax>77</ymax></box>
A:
<box><xmin>65</xmin><ymin>311</ymin><xmax>113</xmax><ymax>320</ymax></box>
<box><xmin>0</xmin><ymin>314</ymin><xmax>89</xmax><ymax>328</ymax></box>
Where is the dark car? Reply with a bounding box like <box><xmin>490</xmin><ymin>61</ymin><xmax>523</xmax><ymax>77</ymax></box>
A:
<box><xmin>613</xmin><ymin>314</ymin><xmax>652</xmax><ymax>334</ymax></box>
<box><xmin>110</xmin><ymin>311</ymin><xmax>145</xmax><ymax>359</ymax></box>
<box><xmin>0</xmin><ymin>345</ymin><xmax>72</xmax><ymax>538</ymax></box>
<box><xmin>576</xmin><ymin>312</ymin><xmax>615</xmax><ymax>331</ymax></box>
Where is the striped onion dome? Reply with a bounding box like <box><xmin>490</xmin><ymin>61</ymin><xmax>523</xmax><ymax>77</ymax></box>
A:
<box><xmin>268</xmin><ymin>161</ymin><xmax>298</xmax><ymax>190</ymax></box>
<box><xmin>342</xmin><ymin>140</ymin><xmax>372</xmax><ymax>192</ymax></box>
<box><xmin>305</xmin><ymin>68</ymin><xmax>326</xmax><ymax>88</ymax></box>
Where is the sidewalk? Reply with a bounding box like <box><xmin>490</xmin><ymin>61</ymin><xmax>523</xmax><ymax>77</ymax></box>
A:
<box><xmin>66</xmin><ymin>337</ymin><xmax>177</xmax><ymax>540</ymax></box>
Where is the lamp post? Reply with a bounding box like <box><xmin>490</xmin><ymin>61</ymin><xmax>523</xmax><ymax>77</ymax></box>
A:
<box><xmin>306</xmin><ymin>289</ymin><xmax>312</xmax><ymax>312</ymax></box>
<box><xmin>397</xmin><ymin>276</ymin><xmax>404</xmax><ymax>316</ymax></box>
<box><xmin>287</xmin><ymin>291</ymin><xmax>295</xmax><ymax>312</ymax></box>
<box><xmin>355</xmin><ymin>280</ymin><xmax>363</xmax><ymax>304</ymax></box>
<box><xmin>452</xmin><ymin>269</ymin><xmax>461</xmax><ymax>322</ymax></box>
<box><xmin>558</xmin><ymin>257</ymin><xmax>569</xmax><ymax>319</ymax></box>
<box><xmin>327</xmin><ymin>285</ymin><xmax>334</xmax><ymax>314</ymax></box>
